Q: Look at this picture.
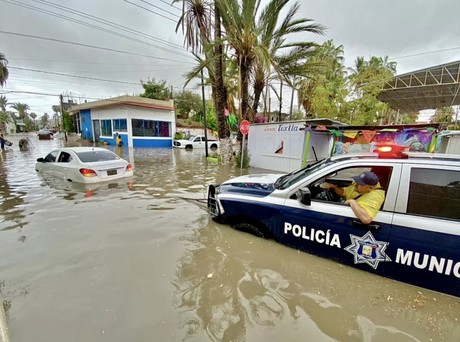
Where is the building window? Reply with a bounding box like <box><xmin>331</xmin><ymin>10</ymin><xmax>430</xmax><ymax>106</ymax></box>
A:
<box><xmin>407</xmin><ymin>168</ymin><xmax>460</xmax><ymax>220</ymax></box>
<box><xmin>113</xmin><ymin>119</ymin><xmax>127</xmax><ymax>132</ymax></box>
<box><xmin>131</xmin><ymin>119</ymin><xmax>171</xmax><ymax>137</ymax></box>
<box><xmin>101</xmin><ymin>119</ymin><xmax>112</xmax><ymax>136</ymax></box>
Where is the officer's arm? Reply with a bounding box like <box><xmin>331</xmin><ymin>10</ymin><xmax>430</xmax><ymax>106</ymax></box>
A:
<box><xmin>345</xmin><ymin>199</ymin><xmax>373</xmax><ymax>224</ymax></box>
<box><xmin>323</xmin><ymin>183</ymin><xmax>345</xmax><ymax>197</ymax></box>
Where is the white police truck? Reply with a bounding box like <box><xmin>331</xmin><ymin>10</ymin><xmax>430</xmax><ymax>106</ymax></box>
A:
<box><xmin>207</xmin><ymin>148</ymin><xmax>460</xmax><ymax>297</ymax></box>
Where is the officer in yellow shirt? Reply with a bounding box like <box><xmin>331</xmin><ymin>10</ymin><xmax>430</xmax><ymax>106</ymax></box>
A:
<box><xmin>323</xmin><ymin>171</ymin><xmax>385</xmax><ymax>224</ymax></box>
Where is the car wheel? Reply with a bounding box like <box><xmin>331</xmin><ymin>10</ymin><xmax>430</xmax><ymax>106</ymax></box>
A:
<box><xmin>233</xmin><ymin>222</ymin><xmax>268</xmax><ymax>239</ymax></box>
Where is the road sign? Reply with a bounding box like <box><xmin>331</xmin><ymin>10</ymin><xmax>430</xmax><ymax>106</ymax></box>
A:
<box><xmin>240</xmin><ymin>120</ymin><xmax>250</xmax><ymax>135</ymax></box>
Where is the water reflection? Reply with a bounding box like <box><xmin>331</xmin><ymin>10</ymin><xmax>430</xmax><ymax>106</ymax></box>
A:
<box><xmin>174</xmin><ymin>215</ymin><xmax>460</xmax><ymax>341</ymax></box>
<box><xmin>0</xmin><ymin>149</ymin><xmax>27</xmax><ymax>231</ymax></box>
<box><xmin>0</xmin><ymin>133</ymin><xmax>458</xmax><ymax>342</ymax></box>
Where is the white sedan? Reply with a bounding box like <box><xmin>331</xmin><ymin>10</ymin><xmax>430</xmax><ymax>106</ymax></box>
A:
<box><xmin>35</xmin><ymin>147</ymin><xmax>133</xmax><ymax>183</ymax></box>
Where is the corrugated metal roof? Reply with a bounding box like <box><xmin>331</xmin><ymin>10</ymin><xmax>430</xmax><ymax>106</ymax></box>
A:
<box><xmin>378</xmin><ymin>60</ymin><xmax>460</xmax><ymax>112</ymax></box>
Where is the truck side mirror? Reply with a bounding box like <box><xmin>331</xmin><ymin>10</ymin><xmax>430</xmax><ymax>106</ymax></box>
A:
<box><xmin>37</xmin><ymin>157</ymin><xmax>45</xmax><ymax>163</ymax></box>
<box><xmin>296</xmin><ymin>187</ymin><xmax>311</xmax><ymax>206</ymax></box>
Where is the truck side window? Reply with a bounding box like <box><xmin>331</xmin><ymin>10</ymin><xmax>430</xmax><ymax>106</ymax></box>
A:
<box><xmin>407</xmin><ymin>168</ymin><xmax>460</xmax><ymax>220</ymax></box>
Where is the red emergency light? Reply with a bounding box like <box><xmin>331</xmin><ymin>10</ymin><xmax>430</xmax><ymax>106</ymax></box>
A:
<box><xmin>375</xmin><ymin>144</ymin><xmax>408</xmax><ymax>159</ymax></box>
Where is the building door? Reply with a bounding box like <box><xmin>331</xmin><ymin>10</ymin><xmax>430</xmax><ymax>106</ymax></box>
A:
<box><xmin>93</xmin><ymin>120</ymin><xmax>100</xmax><ymax>142</ymax></box>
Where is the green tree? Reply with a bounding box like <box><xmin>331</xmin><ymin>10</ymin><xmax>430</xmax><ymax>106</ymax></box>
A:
<box><xmin>431</xmin><ymin>107</ymin><xmax>454</xmax><ymax>129</ymax></box>
<box><xmin>216</xmin><ymin>0</ymin><xmax>325</xmax><ymax>124</ymax></box>
<box><xmin>174</xmin><ymin>90</ymin><xmax>202</xmax><ymax>119</ymax></box>
<box><xmin>140</xmin><ymin>78</ymin><xmax>170</xmax><ymax>100</ymax></box>
<box><xmin>298</xmin><ymin>40</ymin><xmax>347</xmax><ymax>120</ymax></box>
<box><xmin>29</xmin><ymin>112</ymin><xmax>37</xmax><ymax>131</ymax></box>
<box><xmin>0</xmin><ymin>111</ymin><xmax>11</xmax><ymax>133</ymax></box>
<box><xmin>0</xmin><ymin>52</ymin><xmax>8</xmax><ymax>87</ymax></box>
<box><xmin>0</xmin><ymin>95</ymin><xmax>7</xmax><ymax>111</ymax></box>
<box><xmin>347</xmin><ymin>56</ymin><xmax>397</xmax><ymax>125</ymax></box>
<box><xmin>40</xmin><ymin>113</ymin><xmax>50</xmax><ymax>128</ymax></box>
<box><xmin>174</xmin><ymin>0</ymin><xmax>233</xmax><ymax>163</ymax></box>
<box><xmin>10</xmin><ymin>102</ymin><xmax>30</xmax><ymax>119</ymax></box>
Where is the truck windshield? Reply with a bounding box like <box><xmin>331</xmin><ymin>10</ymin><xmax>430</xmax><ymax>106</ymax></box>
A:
<box><xmin>274</xmin><ymin>158</ymin><xmax>333</xmax><ymax>190</ymax></box>
<box><xmin>187</xmin><ymin>136</ymin><xmax>197</xmax><ymax>141</ymax></box>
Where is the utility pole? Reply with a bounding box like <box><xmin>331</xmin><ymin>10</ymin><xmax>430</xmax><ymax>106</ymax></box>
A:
<box><xmin>279</xmin><ymin>80</ymin><xmax>283</xmax><ymax>122</ymax></box>
<box><xmin>201</xmin><ymin>69</ymin><xmax>209</xmax><ymax>157</ymax></box>
<box><xmin>60</xmin><ymin>94</ymin><xmax>67</xmax><ymax>142</ymax></box>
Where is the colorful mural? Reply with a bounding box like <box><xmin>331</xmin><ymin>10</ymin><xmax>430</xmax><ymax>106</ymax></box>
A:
<box><xmin>330</xmin><ymin>127</ymin><xmax>438</xmax><ymax>156</ymax></box>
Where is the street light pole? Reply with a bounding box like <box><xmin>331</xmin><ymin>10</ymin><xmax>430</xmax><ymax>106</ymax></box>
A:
<box><xmin>201</xmin><ymin>69</ymin><xmax>209</xmax><ymax>158</ymax></box>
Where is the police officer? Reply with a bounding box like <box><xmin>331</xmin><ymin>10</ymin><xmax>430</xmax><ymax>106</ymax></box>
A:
<box><xmin>323</xmin><ymin>171</ymin><xmax>385</xmax><ymax>224</ymax></box>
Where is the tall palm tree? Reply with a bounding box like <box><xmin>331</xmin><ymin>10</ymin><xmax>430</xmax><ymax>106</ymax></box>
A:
<box><xmin>0</xmin><ymin>52</ymin><xmax>8</xmax><ymax>87</ymax></box>
<box><xmin>10</xmin><ymin>102</ymin><xmax>30</xmax><ymax>119</ymax></box>
<box><xmin>216</xmin><ymin>0</ymin><xmax>324</xmax><ymax>123</ymax></box>
<box><xmin>174</xmin><ymin>0</ymin><xmax>232</xmax><ymax>162</ymax></box>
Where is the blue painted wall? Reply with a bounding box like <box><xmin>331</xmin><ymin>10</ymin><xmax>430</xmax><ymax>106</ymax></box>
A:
<box><xmin>80</xmin><ymin>110</ymin><xmax>92</xmax><ymax>140</ymax></box>
<box><xmin>133</xmin><ymin>139</ymin><xmax>172</xmax><ymax>148</ymax></box>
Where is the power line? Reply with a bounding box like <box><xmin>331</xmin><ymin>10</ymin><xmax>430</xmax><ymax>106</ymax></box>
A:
<box><xmin>9</xmin><ymin>66</ymin><xmax>141</xmax><ymax>85</ymax></box>
<box><xmin>391</xmin><ymin>46</ymin><xmax>460</xmax><ymax>61</ymax></box>
<box><xmin>139</xmin><ymin>0</ymin><xmax>180</xmax><ymax>18</ymax></box>
<box><xmin>0</xmin><ymin>31</ymin><xmax>194</xmax><ymax>64</ymax></box>
<box><xmin>123</xmin><ymin>0</ymin><xmax>177</xmax><ymax>23</ymax></box>
<box><xmin>159</xmin><ymin>0</ymin><xmax>182</xmax><ymax>11</ymax></box>
<box><xmin>1</xmin><ymin>0</ymin><xmax>191</xmax><ymax>59</ymax></box>
<box><xmin>30</xmin><ymin>0</ymin><xmax>185</xmax><ymax>50</ymax></box>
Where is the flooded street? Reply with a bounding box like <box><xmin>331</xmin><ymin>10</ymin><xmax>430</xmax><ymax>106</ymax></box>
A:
<box><xmin>0</xmin><ymin>133</ymin><xmax>459</xmax><ymax>342</ymax></box>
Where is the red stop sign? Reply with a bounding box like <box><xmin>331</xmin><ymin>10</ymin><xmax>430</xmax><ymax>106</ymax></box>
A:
<box><xmin>240</xmin><ymin>120</ymin><xmax>250</xmax><ymax>135</ymax></box>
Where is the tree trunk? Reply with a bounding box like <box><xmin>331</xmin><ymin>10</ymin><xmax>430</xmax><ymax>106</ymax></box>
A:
<box><xmin>214</xmin><ymin>3</ymin><xmax>231</xmax><ymax>164</ymax></box>
<box><xmin>251</xmin><ymin>79</ymin><xmax>264</xmax><ymax>122</ymax></box>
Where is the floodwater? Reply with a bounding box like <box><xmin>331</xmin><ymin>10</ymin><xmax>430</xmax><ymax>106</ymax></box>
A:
<box><xmin>0</xmin><ymin>133</ymin><xmax>459</xmax><ymax>342</ymax></box>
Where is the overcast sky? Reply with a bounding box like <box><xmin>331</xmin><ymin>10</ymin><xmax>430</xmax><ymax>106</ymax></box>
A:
<box><xmin>1</xmin><ymin>0</ymin><xmax>460</xmax><ymax>120</ymax></box>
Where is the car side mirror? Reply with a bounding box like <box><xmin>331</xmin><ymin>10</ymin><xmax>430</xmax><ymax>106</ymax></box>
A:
<box><xmin>37</xmin><ymin>157</ymin><xmax>45</xmax><ymax>163</ymax></box>
<box><xmin>296</xmin><ymin>187</ymin><xmax>311</xmax><ymax>206</ymax></box>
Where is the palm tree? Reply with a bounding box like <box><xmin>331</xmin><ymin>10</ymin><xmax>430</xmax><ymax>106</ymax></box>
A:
<box><xmin>0</xmin><ymin>52</ymin><xmax>9</xmax><ymax>87</ymax></box>
<box><xmin>0</xmin><ymin>95</ymin><xmax>8</xmax><ymax>111</ymax></box>
<box><xmin>10</xmin><ymin>102</ymin><xmax>30</xmax><ymax>119</ymax></box>
<box><xmin>298</xmin><ymin>40</ymin><xmax>346</xmax><ymax>117</ymax></box>
<box><xmin>174</xmin><ymin>0</ymin><xmax>233</xmax><ymax>162</ymax></box>
<box><xmin>216</xmin><ymin>0</ymin><xmax>325</xmax><ymax>123</ymax></box>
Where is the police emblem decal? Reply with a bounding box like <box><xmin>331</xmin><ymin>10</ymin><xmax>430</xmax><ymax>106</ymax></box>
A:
<box><xmin>344</xmin><ymin>231</ymin><xmax>391</xmax><ymax>269</ymax></box>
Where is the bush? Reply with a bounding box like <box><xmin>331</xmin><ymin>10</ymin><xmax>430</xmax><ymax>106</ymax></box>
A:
<box><xmin>234</xmin><ymin>148</ymin><xmax>250</xmax><ymax>168</ymax></box>
<box><xmin>174</xmin><ymin>132</ymin><xmax>185</xmax><ymax>140</ymax></box>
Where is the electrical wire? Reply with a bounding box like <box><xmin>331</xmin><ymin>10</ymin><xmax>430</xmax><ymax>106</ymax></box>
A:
<box><xmin>0</xmin><ymin>31</ymin><xmax>194</xmax><ymax>64</ymax></box>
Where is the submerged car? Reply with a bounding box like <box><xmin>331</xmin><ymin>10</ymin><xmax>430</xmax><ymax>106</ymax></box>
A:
<box><xmin>208</xmin><ymin>149</ymin><xmax>460</xmax><ymax>297</ymax></box>
<box><xmin>35</xmin><ymin>147</ymin><xmax>133</xmax><ymax>183</ymax></box>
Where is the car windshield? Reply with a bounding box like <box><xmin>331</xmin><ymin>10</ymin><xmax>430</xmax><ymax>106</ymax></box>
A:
<box><xmin>274</xmin><ymin>158</ymin><xmax>333</xmax><ymax>190</ymax></box>
<box><xmin>76</xmin><ymin>151</ymin><xmax>119</xmax><ymax>163</ymax></box>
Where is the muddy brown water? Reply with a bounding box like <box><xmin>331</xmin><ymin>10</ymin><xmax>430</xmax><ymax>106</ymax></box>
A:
<box><xmin>0</xmin><ymin>133</ymin><xmax>458</xmax><ymax>342</ymax></box>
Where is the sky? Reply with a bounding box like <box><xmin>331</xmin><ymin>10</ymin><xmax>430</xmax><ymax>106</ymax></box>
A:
<box><xmin>1</xmin><ymin>0</ymin><xmax>460</xmax><ymax>122</ymax></box>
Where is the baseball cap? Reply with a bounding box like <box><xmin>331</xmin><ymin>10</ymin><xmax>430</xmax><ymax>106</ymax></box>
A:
<box><xmin>353</xmin><ymin>171</ymin><xmax>379</xmax><ymax>186</ymax></box>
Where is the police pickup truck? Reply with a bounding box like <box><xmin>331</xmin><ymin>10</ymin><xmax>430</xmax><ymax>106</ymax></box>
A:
<box><xmin>207</xmin><ymin>148</ymin><xmax>460</xmax><ymax>297</ymax></box>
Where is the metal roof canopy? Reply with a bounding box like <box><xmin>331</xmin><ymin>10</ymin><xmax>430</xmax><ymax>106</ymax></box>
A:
<box><xmin>378</xmin><ymin>60</ymin><xmax>460</xmax><ymax>112</ymax></box>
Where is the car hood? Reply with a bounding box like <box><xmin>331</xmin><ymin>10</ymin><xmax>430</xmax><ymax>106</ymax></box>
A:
<box><xmin>174</xmin><ymin>139</ymin><xmax>191</xmax><ymax>144</ymax></box>
<box><xmin>218</xmin><ymin>173</ymin><xmax>284</xmax><ymax>197</ymax></box>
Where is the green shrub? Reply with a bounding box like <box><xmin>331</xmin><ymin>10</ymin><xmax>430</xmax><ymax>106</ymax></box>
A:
<box><xmin>234</xmin><ymin>148</ymin><xmax>250</xmax><ymax>168</ymax></box>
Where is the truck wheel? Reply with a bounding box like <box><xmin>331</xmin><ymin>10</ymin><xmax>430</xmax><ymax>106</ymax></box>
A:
<box><xmin>185</xmin><ymin>145</ymin><xmax>193</xmax><ymax>150</ymax></box>
<box><xmin>233</xmin><ymin>222</ymin><xmax>268</xmax><ymax>239</ymax></box>
<box><xmin>210</xmin><ymin>144</ymin><xmax>218</xmax><ymax>150</ymax></box>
